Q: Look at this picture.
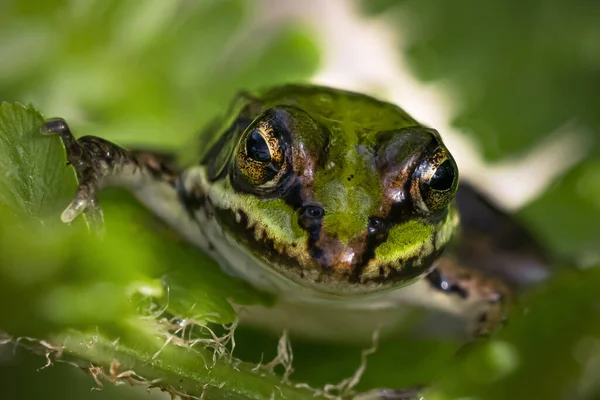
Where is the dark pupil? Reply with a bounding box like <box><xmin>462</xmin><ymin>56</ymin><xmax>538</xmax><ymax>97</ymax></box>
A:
<box><xmin>429</xmin><ymin>159</ymin><xmax>455</xmax><ymax>191</ymax></box>
<box><xmin>246</xmin><ymin>130</ymin><xmax>271</xmax><ymax>162</ymax></box>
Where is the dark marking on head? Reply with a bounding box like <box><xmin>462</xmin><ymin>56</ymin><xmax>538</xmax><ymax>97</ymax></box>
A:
<box><xmin>297</xmin><ymin>205</ymin><xmax>326</xmax><ymax>264</ymax></box>
<box><xmin>350</xmin><ymin>217</ymin><xmax>390</xmax><ymax>281</ymax></box>
<box><xmin>280</xmin><ymin>176</ymin><xmax>304</xmax><ymax>209</ymax></box>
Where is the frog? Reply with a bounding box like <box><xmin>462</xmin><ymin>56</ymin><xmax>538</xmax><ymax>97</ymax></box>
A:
<box><xmin>40</xmin><ymin>84</ymin><xmax>550</xmax><ymax>343</ymax></box>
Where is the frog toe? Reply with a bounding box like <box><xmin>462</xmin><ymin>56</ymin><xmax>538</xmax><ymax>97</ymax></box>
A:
<box><xmin>40</xmin><ymin>118</ymin><xmax>83</xmax><ymax>159</ymax></box>
<box><xmin>61</xmin><ymin>184</ymin><xmax>104</xmax><ymax>231</ymax></box>
<box><xmin>61</xmin><ymin>197</ymin><xmax>88</xmax><ymax>223</ymax></box>
<box><xmin>40</xmin><ymin>118</ymin><xmax>67</xmax><ymax>135</ymax></box>
<box><xmin>41</xmin><ymin>118</ymin><xmax>106</xmax><ymax>230</ymax></box>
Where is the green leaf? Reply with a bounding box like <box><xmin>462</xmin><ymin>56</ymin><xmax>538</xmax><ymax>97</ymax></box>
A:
<box><xmin>0</xmin><ymin>0</ymin><xmax>321</xmax><ymax>150</ymax></box>
<box><xmin>0</xmin><ymin>102</ymin><xmax>75</xmax><ymax>221</ymax></box>
<box><xmin>57</xmin><ymin>328</ymin><xmax>318</xmax><ymax>400</ymax></box>
<box><xmin>363</xmin><ymin>0</ymin><xmax>600</xmax><ymax>266</ymax></box>
<box><xmin>0</xmin><ymin>102</ymin><xmax>286</xmax><ymax>398</ymax></box>
<box><xmin>384</xmin><ymin>0</ymin><xmax>600</xmax><ymax>160</ymax></box>
<box><xmin>99</xmin><ymin>189</ymin><xmax>273</xmax><ymax>325</ymax></box>
<box><xmin>0</xmin><ymin>0</ymin><xmax>321</xmax><ymax>392</ymax></box>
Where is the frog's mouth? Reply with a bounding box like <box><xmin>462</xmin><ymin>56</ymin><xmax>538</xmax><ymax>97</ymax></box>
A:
<box><xmin>209</xmin><ymin>201</ymin><xmax>450</xmax><ymax>296</ymax></box>
<box><xmin>189</xmin><ymin>165</ymin><xmax>455</xmax><ymax>296</ymax></box>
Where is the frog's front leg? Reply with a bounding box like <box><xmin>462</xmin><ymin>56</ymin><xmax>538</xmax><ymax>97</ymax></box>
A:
<box><xmin>425</xmin><ymin>257</ymin><xmax>512</xmax><ymax>336</ymax></box>
<box><xmin>40</xmin><ymin>119</ymin><xmax>204</xmax><ymax>242</ymax></box>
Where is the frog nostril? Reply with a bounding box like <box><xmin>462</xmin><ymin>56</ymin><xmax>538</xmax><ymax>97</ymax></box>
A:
<box><xmin>298</xmin><ymin>205</ymin><xmax>324</xmax><ymax>230</ymax></box>
<box><xmin>368</xmin><ymin>217</ymin><xmax>387</xmax><ymax>236</ymax></box>
<box><xmin>306</xmin><ymin>205</ymin><xmax>324</xmax><ymax>218</ymax></box>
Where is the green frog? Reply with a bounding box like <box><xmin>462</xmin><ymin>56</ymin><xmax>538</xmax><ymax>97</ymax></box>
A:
<box><xmin>40</xmin><ymin>84</ymin><xmax>549</xmax><ymax>343</ymax></box>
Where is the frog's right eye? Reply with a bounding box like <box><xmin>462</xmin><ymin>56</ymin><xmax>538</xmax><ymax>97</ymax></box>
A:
<box><xmin>233</xmin><ymin>113</ymin><xmax>291</xmax><ymax>194</ymax></box>
<box><xmin>411</xmin><ymin>146</ymin><xmax>459</xmax><ymax>213</ymax></box>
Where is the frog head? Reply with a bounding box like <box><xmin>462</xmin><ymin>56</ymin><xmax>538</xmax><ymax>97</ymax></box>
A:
<box><xmin>198</xmin><ymin>86</ymin><xmax>459</xmax><ymax>296</ymax></box>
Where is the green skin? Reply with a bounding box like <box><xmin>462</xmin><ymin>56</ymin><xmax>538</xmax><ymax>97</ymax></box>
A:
<box><xmin>41</xmin><ymin>84</ymin><xmax>533</xmax><ymax>340</ymax></box>
<box><xmin>193</xmin><ymin>85</ymin><xmax>458</xmax><ymax>296</ymax></box>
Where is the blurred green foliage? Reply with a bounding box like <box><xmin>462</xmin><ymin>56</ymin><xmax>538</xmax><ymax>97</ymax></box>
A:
<box><xmin>362</xmin><ymin>0</ymin><xmax>600</xmax><ymax>264</ymax></box>
<box><xmin>0</xmin><ymin>0</ymin><xmax>599</xmax><ymax>399</ymax></box>
<box><xmin>0</xmin><ymin>0</ymin><xmax>318</xmax><ymax>149</ymax></box>
<box><xmin>0</xmin><ymin>0</ymin><xmax>321</xmax><ymax>398</ymax></box>
<box><xmin>363</xmin><ymin>0</ymin><xmax>600</xmax><ymax>158</ymax></box>
<box><xmin>0</xmin><ymin>102</ymin><xmax>315</xmax><ymax>399</ymax></box>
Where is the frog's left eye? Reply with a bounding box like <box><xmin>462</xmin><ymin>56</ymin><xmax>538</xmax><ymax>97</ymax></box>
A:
<box><xmin>234</xmin><ymin>116</ymin><xmax>289</xmax><ymax>193</ymax></box>
<box><xmin>412</xmin><ymin>147</ymin><xmax>459</xmax><ymax>213</ymax></box>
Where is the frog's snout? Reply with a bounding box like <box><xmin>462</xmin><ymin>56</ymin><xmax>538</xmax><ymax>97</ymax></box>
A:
<box><xmin>308</xmin><ymin>228</ymin><xmax>375</xmax><ymax>276</ymax></box>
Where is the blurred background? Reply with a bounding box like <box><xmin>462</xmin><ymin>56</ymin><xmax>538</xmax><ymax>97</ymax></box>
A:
<box><xmin>1</xmin><ymin>0</ymin><xmax>599</xmax><ymax>398</ymax></box>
